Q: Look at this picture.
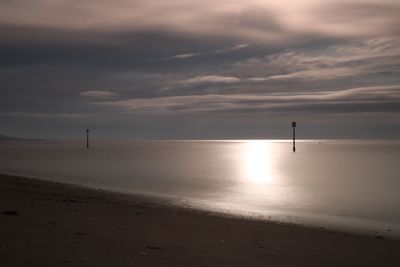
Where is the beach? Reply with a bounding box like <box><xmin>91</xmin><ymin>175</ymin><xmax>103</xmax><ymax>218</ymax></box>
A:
<box><xmin>1</xmin><ymin>174</ymin><xmax>399</xmax><ymax>266</ymax></box>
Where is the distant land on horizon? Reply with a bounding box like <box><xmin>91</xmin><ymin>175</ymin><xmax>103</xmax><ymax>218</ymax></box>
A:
<box><xmin>0</xmin><ymin>134</ymin><xmax>25</xmax><ymax>140</ymax></box>
<box><xmin>0</xmin><ymin>134</ymin><xmax>43</xmax><ymax>141</ymax></box>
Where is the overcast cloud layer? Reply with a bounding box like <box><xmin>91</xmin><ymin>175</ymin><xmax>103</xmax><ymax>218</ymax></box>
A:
<box><xmin>1</xmin><ymin>0</ymin><xmax>399</xmax><ymax>139</ymax></box>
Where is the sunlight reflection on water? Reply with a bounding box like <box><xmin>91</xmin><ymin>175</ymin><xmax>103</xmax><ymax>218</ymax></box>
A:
<box><xmin>1</xmin><ymin>139</ymin><xmax>400</xmax><ymax>238</ymax></box>
<box><xmin>244</xmin><ymin>141</ymin><xmax>273</xmax><ymax>185</ymax></box>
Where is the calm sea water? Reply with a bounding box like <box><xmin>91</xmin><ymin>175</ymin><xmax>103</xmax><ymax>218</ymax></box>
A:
<box><xmin>1</xmin><ymin>140</ymin><xmax>399</xmax><ymax>238</ymax></box>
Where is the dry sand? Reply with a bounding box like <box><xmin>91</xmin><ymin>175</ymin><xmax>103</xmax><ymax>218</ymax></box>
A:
<box><xmin>1</xmin><ymin>174</ymin><xmax>399</xmax><ymax>266</ymax></box>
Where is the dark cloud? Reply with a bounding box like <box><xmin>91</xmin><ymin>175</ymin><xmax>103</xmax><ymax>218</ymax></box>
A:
<box><xmin>0</xmin><ymin>0</ymin><xmax>399</xmax><ymax>139</ymax></box>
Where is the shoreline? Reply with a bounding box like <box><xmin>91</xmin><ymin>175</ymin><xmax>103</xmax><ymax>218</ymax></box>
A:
<box><xmin>1</xmin><ymin>173</ymin><xmax>400</xmax><ymax>266</ymax></box>
<box><xmin>1</xmin><ymin>170</ymin><xmax>398</xmax><ymax>241</ymax></box>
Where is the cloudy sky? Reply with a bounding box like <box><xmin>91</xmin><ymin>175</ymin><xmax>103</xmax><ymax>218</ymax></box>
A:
<box><xmin>1</xmin><ymin>0</ymin><xmax>399</xmax><ymax>139</ymax></box>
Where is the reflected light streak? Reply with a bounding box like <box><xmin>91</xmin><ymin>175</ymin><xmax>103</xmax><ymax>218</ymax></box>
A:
<box><xmin>244</xmin><ymin>141</ymin><xmax>273</xmax><ymax>185</ymax></box>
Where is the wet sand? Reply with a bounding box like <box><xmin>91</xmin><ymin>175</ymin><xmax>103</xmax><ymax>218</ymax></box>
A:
<box><xmin>1</xmin><ymin>174</ymin><xmax>399</xmax><ymax>266</ymax></box>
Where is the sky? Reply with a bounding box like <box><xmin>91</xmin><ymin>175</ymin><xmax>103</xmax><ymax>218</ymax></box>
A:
<box><xmin>1</xmin><ymin>0</ymin><xmax>399</xmax><ymax>139</ymax></box>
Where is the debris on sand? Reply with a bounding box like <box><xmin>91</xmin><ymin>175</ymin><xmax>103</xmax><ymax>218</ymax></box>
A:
<box><xmin>2</xmin><ymin>210</ymin><xmax>19</xmax><ymax>216</ymax></box>
<box><xmin>146</xmin><ymin>246</ymin><xmax>166</xmax><ymax>251</ymax></box>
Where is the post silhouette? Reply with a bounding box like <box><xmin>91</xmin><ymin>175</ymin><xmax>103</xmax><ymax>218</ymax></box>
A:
<box><xmin>292</xmin><ymin>121</ymin><xmax>296</xmax><ymax>152</ymax></box>
<box><xmin>86</xmin><ymin>129</ymin><xmax>89</xmax><ymax>149</ymax></box>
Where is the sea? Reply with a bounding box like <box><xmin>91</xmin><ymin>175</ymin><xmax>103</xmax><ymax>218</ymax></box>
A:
<box><xmin>0</xmin><ymin>139</ymin><xmax>399</xmax><ymax>238</ymax></box>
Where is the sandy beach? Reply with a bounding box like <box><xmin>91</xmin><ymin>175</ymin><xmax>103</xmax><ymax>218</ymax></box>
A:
<box><xmin>1</xmin><ymin>174</ymin><xmax>399</xmax><ymax>266</ymax></box>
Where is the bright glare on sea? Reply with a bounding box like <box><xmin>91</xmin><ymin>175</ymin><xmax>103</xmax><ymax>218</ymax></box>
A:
<box><xmin>0</xmin><ymin>139</ymin><xmax>399</xmax><ymax>238</ymax></box>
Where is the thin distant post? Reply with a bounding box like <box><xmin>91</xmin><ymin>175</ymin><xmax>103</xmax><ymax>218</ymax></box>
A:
<box><xmin>292</xmin><ymin>121</ymin><xmax>296</xmax><ymax>152</ymax></box>
<box><xmin>86</xmin><ymin>129</ymin><xmax>89</xmax><ymax>149</ymax></box>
